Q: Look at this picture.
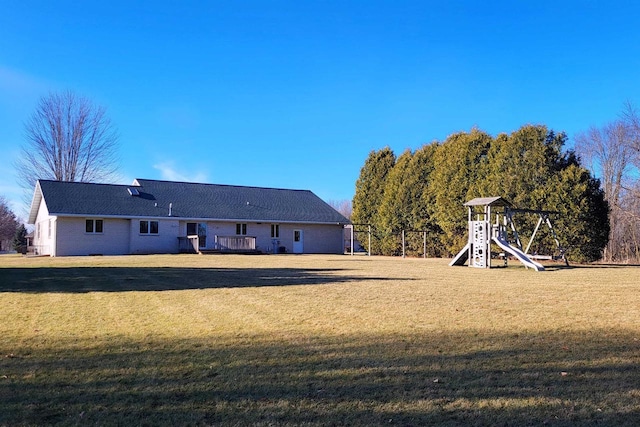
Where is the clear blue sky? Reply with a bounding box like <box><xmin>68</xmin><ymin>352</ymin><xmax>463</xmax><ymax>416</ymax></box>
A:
<box><xmin>2</xmin><ymin>1</ymin><xmax>640</xmax><ymax>219</ymax></box>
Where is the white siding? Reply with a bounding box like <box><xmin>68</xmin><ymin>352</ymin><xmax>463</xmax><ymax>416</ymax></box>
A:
<box><xmin>32</xmin><ymin>200</ymin><xmax>53</xmax><ymax>255</ymax></box>
<box><xmin>55</xmin><ymin>217</ymin><xmax>131</xmax><ymax>256</ymax></box>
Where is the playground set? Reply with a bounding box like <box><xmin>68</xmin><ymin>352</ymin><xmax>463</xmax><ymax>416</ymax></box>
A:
<box><xmin>449</xmin><ymin>197</ymin><xmax>567</xmax><ymax>271</ymax></box>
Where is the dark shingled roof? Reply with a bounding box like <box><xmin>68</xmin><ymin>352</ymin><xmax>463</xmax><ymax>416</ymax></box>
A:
<box><xmin>32</xmin><ymin>179</ymin><xmax>350</xmax><ymax>224</ymax></box>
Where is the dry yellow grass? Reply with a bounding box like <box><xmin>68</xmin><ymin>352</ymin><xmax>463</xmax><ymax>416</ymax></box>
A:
<box><xmin>0</xmin><ymin>254</ymin><xmax>639</xmax><ymax>425</ymax></box>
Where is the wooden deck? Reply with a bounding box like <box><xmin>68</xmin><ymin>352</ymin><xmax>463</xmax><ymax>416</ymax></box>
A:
<box><xmin>178</xmin><ymin>235</ymin><xmax>261</xmax><ymax>254</ymax></box>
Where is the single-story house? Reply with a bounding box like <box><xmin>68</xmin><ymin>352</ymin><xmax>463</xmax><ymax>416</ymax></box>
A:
<box><xmin>28</xmin><ymin>179</ymin><xmax>350</xmax><ymax>257</ymax></box>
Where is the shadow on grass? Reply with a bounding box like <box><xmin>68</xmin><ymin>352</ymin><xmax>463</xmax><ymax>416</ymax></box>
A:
<box><xmin>0</xmin><ymin>267</ymin><xmax>409</xmax><ymax>293</ymax></box>
<box><xmin>494</xmin><ymin>262</ymin><xmax>640</xmax><ymax>272</ymax></box>
<box><xmin>584</xmin><ymin>263</ymin><xmax>640</xmax><ymax>268</ymax></box>
<box><xmin>1</xmin><ymin>330</ymin><xmax>639</xmax><ymax>426</ymax></box>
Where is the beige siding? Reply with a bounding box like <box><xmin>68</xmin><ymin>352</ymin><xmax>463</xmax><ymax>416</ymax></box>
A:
<box><xmin>199</xmin><ymin>221</ymin><xmax>344</xmax><ymax>254</ymax></box>
<box><xmin>55</xmin><ymin>217</ymin><xmax>131</xmax><ymax>256</ymax></box>
<box><xmin>129</xmin><ymin>219</ymin><xmax>180</xmax><ymax>254</ymax></box>
<box><xmin>41</xmin><ymin>213</ymin><xmax>343</xmax><ymax>256</ymax></box>
<box><xmin>206</xmin><ymin>222</ymin><xmax>235</xmax><ymax>250</ymax></box>
<box><xmin>262</xmin><ymin>223</ymin><xmax>344</xmax><ymax>254</ymax></box>
<box><xmin>254</xmin><ymin>223</ymin><xmax>280</xmax><ymax>253</ymax></box>
<box><xmin>285</xmin><ymin>224</ymin><xmax>345</xmax><ymax>254</ymax></box>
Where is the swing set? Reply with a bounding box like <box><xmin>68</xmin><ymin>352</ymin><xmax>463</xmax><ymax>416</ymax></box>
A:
<box><xmin>449</xmin><ymin>197</ymin><xmax>568</xmax><ymax>271</ymax></box>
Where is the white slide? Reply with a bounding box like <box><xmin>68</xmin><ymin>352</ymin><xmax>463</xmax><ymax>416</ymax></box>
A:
<box><xmin>492</xmin><ymin>236</ymin><xmax>545</xmax><ymax>271</ymax></box>
<box><xmin>449</xmin><ymin>242</ymin><xmax>470</xmax><ymax>266</ymax></box>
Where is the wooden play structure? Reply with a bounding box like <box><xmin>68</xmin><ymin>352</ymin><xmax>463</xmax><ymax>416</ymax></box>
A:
<box><xmin>449</xmin><ymin>197</ymin><xmax>567</xmax><ymax>271</ymax></box>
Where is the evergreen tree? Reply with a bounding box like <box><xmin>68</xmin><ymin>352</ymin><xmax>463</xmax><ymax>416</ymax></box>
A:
<box><xmin>409</xmin><ymin>143</ymin><xmax>443</xmax><ymax>256</ymax></box>
<box><xmin>351</xmin><ymin>124</ymin><xmax>609</xmax><ymax>262</ymax></box>
<box><xmin>371</xmin><ymin>144</ymin><xmax>442</xmax><ymax>256</ymax></box>
<box><xmin>0</xmin><ymin>196</ymin><xmax>19</xmax><ymax>252</ymax></box>
<box><xmin>482</xmin><ymin>126</ymin><xmax>562</xmax><ymax>209</ymax></box>
<box><xmin>378</xmin><ymin>149</ymin><xmax>414</xmax><ymax>255</ymax></box>
<box><xmin>479</xmin><ymin>125</ymin><xmax>608</xmax><ymax>262</ymax></box>
<box><xmin>351</xmin><ymin>147</ymin><xmax>396</xmax><ymax>254</ymax></box>
<box><xmin>542</xmin><ymin>164</ymin><xmax>609</xmax><ymax>262</ymax></box>
<box><xmin>429</xmin><ymin>129</ymin><xmax>492</xmax><ymax>254</ymax></box>
<box><xmin>13</xmin><ymin>224</ymin><xmax>27</xmax><ymax>254</ymax></box>
<box><xmin>480</xmin><ymin>126</ymin><xmax>568</xmax><ymax>252</ymax></box>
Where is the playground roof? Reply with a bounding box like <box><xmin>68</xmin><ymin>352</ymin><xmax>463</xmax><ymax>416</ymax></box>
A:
<box><xmin>464</xmin><ymin>197</ymin><xmax>512</xmax><ymax>207</ymax></box>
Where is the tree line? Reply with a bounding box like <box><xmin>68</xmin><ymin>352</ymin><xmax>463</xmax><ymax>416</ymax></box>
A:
<box><xmin>352</xmin><ymin>125</ymin><xmax>610</xmax><ymax>263</ymax></box>
<box><xmin>0</xmin><ymin>196</ymin><xmax>27</xmax><ymax>253</ymax></box>
<box><xmin>3</xmin><ymin>90</ymin><xmax>639</xmax><ymax>262</ymax></box>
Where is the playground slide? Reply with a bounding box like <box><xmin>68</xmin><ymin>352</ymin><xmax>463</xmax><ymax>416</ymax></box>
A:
<box><xmin>492</xmin><ymin>236</ymin><xmax>545</xmax><ymax>271</ymax></box>
<box><xmin>449</xmin><ymin>242</ymin><xmax>470</xmax><ymax>266</ymax></box>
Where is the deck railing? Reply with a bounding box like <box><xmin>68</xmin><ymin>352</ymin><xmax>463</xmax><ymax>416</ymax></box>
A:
<box><xmin>215</xmin><ymin>235</ymin><xmax>256</xmax><ymax>251</ymax></box>
<box><xmin>178</xmin><ymin>235</ymin><xmax>257</xmax><ymax>253</ymax></box>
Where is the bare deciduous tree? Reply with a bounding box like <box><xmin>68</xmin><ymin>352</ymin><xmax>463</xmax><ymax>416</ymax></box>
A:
<box><xmin>16</xmin><ymin>90</ymin><xmax>120</xmax><ymax>204</ymax></box>
<box><xmin>327</xmin><ymin>199</ymin><xmax>352</xmax><ymax>220</ymax></box>
<box><xmin>576</xmin><ymin>102</ymin><xmax>640</xmax><ymax>262</ymax></box>
<box><xmin>575</xmin><ymin>120</ymin><xmax>633</xmax><ymax>207</ymax></box>
<box><xmin>621</xmin><ymin>100</ymin><xmax>640</xmax><ymax>167</ymax></box>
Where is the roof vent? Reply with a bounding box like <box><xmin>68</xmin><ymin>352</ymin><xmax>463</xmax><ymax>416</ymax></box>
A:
<box><xmin>128</xmin><ymin>187</ymin><xmax>140</xmax><ymax>196</ymax></box>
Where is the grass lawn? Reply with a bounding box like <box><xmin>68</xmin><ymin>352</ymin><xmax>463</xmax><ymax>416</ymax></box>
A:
<box><xmin>0</xmin><ymin>253</ymin><xmax>639</xmax><ymax>426</ymax></box>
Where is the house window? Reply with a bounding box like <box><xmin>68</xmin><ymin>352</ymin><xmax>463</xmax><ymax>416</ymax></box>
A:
<box><xmin>37</xmin><ymin>223</ymin><xmax>41</xmax><ymax>239</ymax></box>
<box><xmin>236</xmin><ymin>223</ymin><xmax>247</xmax><ymax>235</ymax></box>
<box><xmin>48</xmin><ymin>219</ymin><xmax>52</xmax><ymax>238</ymax></box>
<box><xmin>187</xmin><ymin>222</ymin><xmax>197</xmax><ymax>236</ymax></box>
<box><xmin>140</xmin><ymin>220</ymin><xmax>159</xmax><ymax>234</ymax></box>
<box><xmin>271</xmin><ymin>224</ymin><xmax>279</xmax><ymax>238</ymax></box>
<box><xmin>86</xmin><ymin>219</ymin><xmax>103</xmax><ymax>234</ymax></box>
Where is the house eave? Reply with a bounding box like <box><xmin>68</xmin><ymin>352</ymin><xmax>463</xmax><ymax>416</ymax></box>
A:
<box><xmin>49</xmin><ymin>212</ymin><xmax>349</xmax><ymax>225</ymax></box>
<box><xmin>27</xmin><ymin>181</ymin><xmax>43</xmax><ymax>224</ymax></box>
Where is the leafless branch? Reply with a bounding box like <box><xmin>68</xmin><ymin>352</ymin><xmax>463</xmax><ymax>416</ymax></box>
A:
<box><xmin>15</xmin><ymin>90</ymin><xmax>120</xmax><ymax>206</ymax></box>
<box><xmin>575</xmin><ymin>105</ymin><xmax>640</xmax><ymax>262</ymax></box>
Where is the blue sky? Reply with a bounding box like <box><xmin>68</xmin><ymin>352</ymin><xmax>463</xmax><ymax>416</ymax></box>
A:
<box><xmin>2</xmin><ymin>1</ymin><xmax>640</xmax><ymax>219</ymax></box>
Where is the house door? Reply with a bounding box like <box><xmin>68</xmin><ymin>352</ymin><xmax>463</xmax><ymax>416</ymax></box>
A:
<box><xmin>293</xmin><ymin>229</ymin><xmax>303</xmax><ymax>253</ymax></box>
<box><xmin>187</xmin><ymin>222</ymin><xmax>207</xmax><ymax>249</ymax></box>
<box><xmin>197</xmin><ymin>223</ymin><xmax>207</xmax><ymax>248</ymax></box>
